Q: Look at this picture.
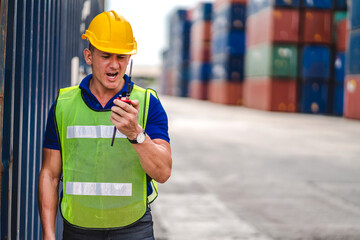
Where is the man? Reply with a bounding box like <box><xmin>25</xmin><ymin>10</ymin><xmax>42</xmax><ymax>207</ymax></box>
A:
<box><xmin>38</xmin><ymin>11</ymin><xmax>172</xmax><ymax>240</ymax></box>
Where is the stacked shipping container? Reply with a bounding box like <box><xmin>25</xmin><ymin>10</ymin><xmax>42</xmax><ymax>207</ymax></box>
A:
<box><xmin>189</xmin><ymin>3</ymin><xmax>213</xmax><ymax>100</ymax></box>
<box><xmin>333</xmin><ymin>8</ymin><xmax>348</xmax><ymax>115</ymax></box>
<box><xmin>208</xmin><ymin>0</ymin><xmax>247</xmax><ymax>105</ymax></box>
<box><xmin>299</xmin><ymin>1</ymin><xmax>333</xmax><ymax>114</ymax></box>
<box><xmin>344</xmin><ymin>0</ymin><xmax>360</xmax><ymax>120</ymax></box>
<box><xmin>244</xmin><ymin>0</ymin><xmax>299</xmax><ymax>112</ymax></box>
<box><xmin>163</xmin><ymin>10</ymin><xmax>191</xmax><ymax>97</ymax></box>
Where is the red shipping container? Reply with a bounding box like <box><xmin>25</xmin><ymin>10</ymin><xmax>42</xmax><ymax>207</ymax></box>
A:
<box><xmin>344</xmin><ymin>75</ymin><xmax>360</xmax><ymax>120</ymax></box>
<box><xmin>214</xmin><ymin>0</ymin><xmax>247</xmax><ymax>10</ymax></box>
<box><xmin>190</xmin><ymin>40</ymin><xmax>211</xmax><ymax>62</ymax></box>
<box><xmin>243</xmin><ymin>78</ymin><xmax>297</xmax><ymax>112</ymax></box>
<box><xmin>301</xmin><ymin>10</ymin><xmax>332</xmax><ymax>44</ymax></box>
<box><xmin>337</xmin><ymin>19</ymin><xmax>348</xmax><ymax>51</ymax></box>
<box><xmin>189</xmin><ymin>81</ymin><xmax>208</xmax><ymax>100</ymax></box>
<box><xmin>191</xmin><ymin>21</ymin><xmax>212</xmax><ymax>42</ymax></box>
<box><xmin>208</xmin><ymin>81</ymin><xmax>243</xmax><ymax>105</ymax></box>
<box><xmin>246</xmin><ymin>8</ymin><xmax>299</xmax><ymax>47</ymax></box>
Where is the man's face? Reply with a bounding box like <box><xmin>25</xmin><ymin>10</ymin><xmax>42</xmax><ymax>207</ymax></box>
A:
<box><xmin>84</xmin><ymin>47</ymin><xmax>131</xmax><ymax>92</ymax></box>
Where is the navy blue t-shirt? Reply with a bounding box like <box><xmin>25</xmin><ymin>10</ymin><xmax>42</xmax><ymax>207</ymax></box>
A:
<box><xmin>43</xmin><ymin>74</ymin><xmax>170</xmax><ymax>149</ymax></box>
<box><xmin>43</xmin><ymin>74</ymin><xmax>170</xmax><ymax>195</ymax></box>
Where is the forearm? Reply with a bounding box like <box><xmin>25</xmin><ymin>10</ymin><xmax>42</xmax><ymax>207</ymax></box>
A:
<box><xmin>132</xmin><ymin>136</ymin><xmax>172</xmax><ymax>183</ymax></box>
<box><xmin>38</xmin><ymin>170</ymin><xmax>60</xmax><ymax>240</ymax></box>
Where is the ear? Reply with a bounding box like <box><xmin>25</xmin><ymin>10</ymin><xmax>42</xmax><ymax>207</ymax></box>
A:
<box><xmin>84</xmin><ymin>48</ymin><xmax>92</xmax><ymax>65</ymax></box>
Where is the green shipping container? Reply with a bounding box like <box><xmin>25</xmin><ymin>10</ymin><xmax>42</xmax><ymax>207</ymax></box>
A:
<box><xmin>245</xmin><ymin>44</ymin><xmax>298</xmax><ymax>78</ymax></box>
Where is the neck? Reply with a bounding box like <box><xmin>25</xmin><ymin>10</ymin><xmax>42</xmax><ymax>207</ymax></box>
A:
<box><xmin>89</xmin><ymin>78</ymin><xmax>124</xmax><ymax>107</ymax></box>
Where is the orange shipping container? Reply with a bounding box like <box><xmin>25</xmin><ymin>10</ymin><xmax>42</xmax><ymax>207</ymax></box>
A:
<box><xmin>243</xmin><ymin>78</ymin><xmax>297</xmax><ymax>112</ymax></box>
<box><xmin>246</xmin><ymin>8</ymin><xmax>300</xmax><ymax>47</ymax></box>
<box><xmin>344</xmin><ymin>75</ymin><xmax>360</xmax><ymax>120</ymax></box>
<box><xmin>208</xmin><ymin>81</ymin><xmax>243</xmax><ymax>105</ymax></box>
<box><xmin>189</xmin><ymin>81</ymin><xmax>208</xmax><ymax>100</ymax></box>
<box><xmin>301</xmin><ymin>10</ymin><xmax>332</xmax><ymax>44</ymax></box>
<box><xmin>337</xmin><ymin>19</ymin><xmax>348</xmax><ymax>51</ymax></box>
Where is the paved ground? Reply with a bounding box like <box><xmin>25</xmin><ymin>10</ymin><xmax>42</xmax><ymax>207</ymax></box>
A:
<box><xmin>151</xmin><ymin>96</ymin><xmax>360</xmax><ymax>240</ymax></box>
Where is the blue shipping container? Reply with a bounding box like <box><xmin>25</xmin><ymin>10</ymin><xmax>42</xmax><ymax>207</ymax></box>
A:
<box><xmin>334</xmin><ymin>52</ymin><xmax>345</xmax><ymax>83</ymax></box>
<box><xmin>192</xmin><ymin>3</ymin><xmax>212</xmax><ymax>22</ymax></box>
<box><xmin>213</xmin><ymin>3</ymin><xmax>246</xmax><ymax>32</ymax></box>
<box><xmin>300</xmin><ymin>80</ymin><xmax>329</xmax><ymax>114</ymax></box>
<box><xmin>349</xmin><ymin>0</ymin><xmax>360</xmax><ymax>29</ymax></box>
<box><xmin>301</xmin><ymin>45</ymin><xmax>331</xmax><ymax>79</ymax></box>
<box><xmin>303</xmin><ymin>0</ymin><xmax>333</xmax><ymax>9</ymax></box>
<box><xmin>191</xmin><ymin>62</ymin><xmax>212</xmax><ymax>82</ymax></box>
<box><xmin>212</xmin><ymin>54</ymin><xmax>244</xmax><ymax>81</ymax></box>
<box><xmin>334</xmin><ymin>0</ymin><xmax>347</xmax><ymax>10</ymax></box>
<box><xmin>212</xmin><ymin>30</ymin><xmax>245</xmax><ymax>55</ymax></box>
<box><xmin>247</xmin><ymin>0</ymin><xmax>300</xmax><ymax>16</ymax></box>
<box><xmin>347</xmin><ymin>28</ymin><xmax>360</xmax><ymax>74</ymax></box>
<box><xmin>333</xmin><ymin>83</ymin><xmax>344</xmax><ymax>115</ymax></box>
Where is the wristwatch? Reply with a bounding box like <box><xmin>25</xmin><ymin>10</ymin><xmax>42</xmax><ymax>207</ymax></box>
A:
<box><xmin>128</xmin><ymin>130</ymin><xmax>146</xmax><ymax>144</ymax></box>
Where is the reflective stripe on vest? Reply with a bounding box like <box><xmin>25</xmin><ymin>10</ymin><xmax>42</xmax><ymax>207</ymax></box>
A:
<box><xmin>66</xmin><ymin>182</ymin><xmax>132</xmax><ymax>196</ymax></box>
<box><xmin>67</xmin><ymin>125</ymin><xmax>126</xmax><ymax>139</ymax></box>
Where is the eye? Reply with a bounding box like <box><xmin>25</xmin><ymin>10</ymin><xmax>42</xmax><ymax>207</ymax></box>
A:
<box><xmin>117</xmin><ymin>55</ymin><xmax>126</xmax><ymax>59</ymax></box>
<box><xmin>102</xmin><ymin>55</ymin><xmax>110</xmax><ymax>59</ymax></box>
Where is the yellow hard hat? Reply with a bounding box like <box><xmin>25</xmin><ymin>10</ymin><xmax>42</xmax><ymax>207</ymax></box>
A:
<box><xmin>82</xmin><ymin>10</ymin><xmax>137</xmax><ymax>55</ymax></box>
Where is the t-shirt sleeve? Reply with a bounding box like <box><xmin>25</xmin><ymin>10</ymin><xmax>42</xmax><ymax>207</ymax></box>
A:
<box><xmin>43</xmin><ymin>102</ymin><xmax>60</xmax><ymax>150</ymax></box>
<box><xmin>144</xmin><ymin>94</ymin><xmax>170</xmax><ymax>143</ymax></box>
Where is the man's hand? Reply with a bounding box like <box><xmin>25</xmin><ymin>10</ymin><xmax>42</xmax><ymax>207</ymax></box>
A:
<box><xmin>110</xmin><ymin>98</ymin><xmax>143</xmax><ymax>140</ymax></box>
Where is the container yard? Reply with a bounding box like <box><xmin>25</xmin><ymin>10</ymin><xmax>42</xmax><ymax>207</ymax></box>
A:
<box><xmin>0</xmin><ymin>0</ymin><xmax>359</xmax><ymax>239</ymax></box>
<box><xmin>162</xmin><ymin>0</ymin><xmax>359</xmax><ymax>119</ymax></box>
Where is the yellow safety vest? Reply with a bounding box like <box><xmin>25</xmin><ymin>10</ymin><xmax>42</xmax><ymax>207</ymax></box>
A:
<box><xmin>55</xmin><ymin>85</ymin><xmax>158</xmax><ymax>229</ymax></box>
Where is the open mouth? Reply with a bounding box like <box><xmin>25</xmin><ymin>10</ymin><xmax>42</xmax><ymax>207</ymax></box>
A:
<box><xmin>106</xmin><ymin>72</ymin><xmax>118</xmax><ymax>79</ymax></box>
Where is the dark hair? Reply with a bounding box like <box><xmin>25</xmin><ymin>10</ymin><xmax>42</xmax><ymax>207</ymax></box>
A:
<box><xmin>89</xmin><ymin>42</ymin><xmax>95</xmax><ymax>52</ymax></box>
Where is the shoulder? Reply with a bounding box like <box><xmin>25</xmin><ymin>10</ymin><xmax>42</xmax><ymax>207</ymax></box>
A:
<box><xmin>58</xmin><ymin>85</ymin><xmax>80</xmax><ymax>98</ymax></box>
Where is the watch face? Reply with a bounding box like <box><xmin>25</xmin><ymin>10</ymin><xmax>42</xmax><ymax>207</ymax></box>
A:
<box><xmin>137</xmin><ymin>131</ymin><xmax>146</xmax><ymax>143</ymax></box>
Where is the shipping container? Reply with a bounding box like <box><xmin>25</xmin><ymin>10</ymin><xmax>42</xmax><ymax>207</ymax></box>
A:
<box><xmin>334</xmin><ymin>52</ymin><xmax>345</xmax><ymax>83</ymax></box>
<box><xmin>189</xmin><ymin>81</ymin><xmax>208</xmax><ymax>100</ymax></box>
<box><xmin>243</xmin><ymin>77</ymin><xmax>297</xmax><ymax>112</ymax></box>
<box><xmin>302</xmin><ymin>0</ymin><xmax>333</xmax><ymax>9</ymax></box>
<box><xmin>213</xmin><ymin>3</ymin><xmax>247</xmax><ymax>31</ymax></box>
<box><xmin>166</xmin><ymin>9</ymin><xmax>192</xmax><ymax>97</ymax></box>
<box><xmin>192</xmin><ymin>2</ymin><xmax>213</xmax><ymax>22</ymax></box>
<box><xmin>208</xmin><ymin>81</ymin><xmax>243</xmax><ymax>104</ymax></box>
<box><xmin>348</xmin><ymin>0</ymin><xmax>360</xmax><ymax>30</ymax></box>
<box><xmin>344</xmin><ymin>75</ymin><xmax>360</xmax><ymax>119</ymax></box>
<box><xmin>246</xmin><ymin>8</ymin><xmax>299</xmax><ymax>46</ymax></box>
<box><xmin>247</xmin><ymin>0</ymin><xmax>300</xmax><ymax>16</ymax></box>
<box><xmin>347</xmin><ymin>28</ymin><xmax>360</xmax><ymax>75</ymax></box>
<box><xmin>300</xmin><ymin>79</ymin><xmax>329</xmax><ymax>114</ymax></box>
<box><xmin>191</xmin><ymin>62</ymin><xmax>212</xmax><ymax>82</ymax></box>
<box><xmin>333</xmin><ymin>82</ymin><xmax>344</xmax><ymax>115</ymax></box>
<box><xmin>245</xmin><ymin>44</ymin><xmax>298</xmax><ymax>78</ymax></box>
<box><xmin>301</xmin><ymin>45</ymin><xmax>331</xmax><ymax>79</ymax></box>
<box><xmin>334</xmin><ymin>0</ymin><xmax>347</xmax><ymax>10</ymax></box>
<box><xmin>212</xmin><ymin>54</ymin><xmax>244</xmax><ymax>81</ymax></box>
<box><xmin>336</xmin><ymin>19</ymin><xmax>348</xmax><ymax>51</ymax></box>
<box><xmin>214</xmin><ymin>0</ymin><xmax>248</xmax><ymax>10</ymax></box>
<box><xmin>212</xmin><ymin>30</ymin><xmax>246</xmax><ymax>55</ymax></box>
<box><xmin>301</xmin><ymin>10</ymin><xmax>332</xmax><ymax>44</ymax></box>
<box><xmin>0</xmin><ymin>0</ymin><xmax>104</xmax><ymax>239</ymax></box>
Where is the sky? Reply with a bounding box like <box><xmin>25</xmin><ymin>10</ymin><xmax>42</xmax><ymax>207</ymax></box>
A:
<box><xmin>105</xmin><ymin>0</ymin><xmax>213</xmax><ymax>68</ymax></box>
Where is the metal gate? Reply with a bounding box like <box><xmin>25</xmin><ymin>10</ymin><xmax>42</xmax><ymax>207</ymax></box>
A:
<box><xmin>0</xmin><ymin>0</ymin><xmax>103</xmax><ymax>239</ymax></box>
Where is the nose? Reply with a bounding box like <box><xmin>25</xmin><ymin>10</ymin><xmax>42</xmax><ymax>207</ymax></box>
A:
<box><xmin>109</xmin><ymin>55</ymin><xmax>120</xmax><ymax>69</ymax></box>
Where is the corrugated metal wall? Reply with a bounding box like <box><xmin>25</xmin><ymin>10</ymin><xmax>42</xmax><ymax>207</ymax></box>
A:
<box><xmin>0</xmin><ymin>0</ymin><xmax>103</xmax><ymax>239</ymax></box>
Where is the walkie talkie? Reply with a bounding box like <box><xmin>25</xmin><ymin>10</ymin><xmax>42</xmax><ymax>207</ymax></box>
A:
<box><xmin>111</xmin><ymin>59</ymin><xmax>133</xmax><ymax>146</ymax></box>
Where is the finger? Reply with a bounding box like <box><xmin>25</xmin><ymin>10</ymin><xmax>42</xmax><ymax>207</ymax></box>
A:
<box><xmin>130</xmin><ymin>100</ymin><xmax>140</xmax><ymax>111</ymax></box>
<box><xmin>113</xmin><ymin>99</ymin><xmax>132</xmax><ymax>112</ymax></box>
